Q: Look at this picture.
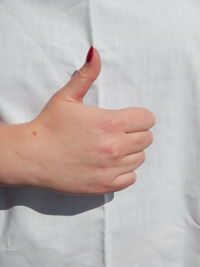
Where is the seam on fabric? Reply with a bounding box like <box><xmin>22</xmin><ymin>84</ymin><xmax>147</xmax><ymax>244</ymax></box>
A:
<box><xmin>102</xmin><ymin>200</ymin><xmax>107</xmax><ymax>267</ymax></box>
<box><xmin>87</xmin><ymin>0</ymin><xmax>94</xmax><ymax>46</ymax></box>
<box><xmin>103</xmin><ymin>194</ymin><xmax>110</xmax><ymax>267</ymax></box>
<box><xmin>87</xmin><ymin>0</ymin><xmax>100</xmax><ymax>108</ymax></box>
<box><xmin>88</xmin><ymin>1</ymin><xmax>108</xmax><ymax>266</ymax></box>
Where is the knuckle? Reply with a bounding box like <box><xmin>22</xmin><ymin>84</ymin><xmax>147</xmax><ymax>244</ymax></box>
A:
<box><xmin>106</xmin><ymin>141</ymin><xmax>122</xmax><ymax>159</ymax></box>
<box><xmin>76</xmin><ymin>68</ymin><xmax>88</xmax><ymax>81</ymax></box>
<box><xmin>75</xmin><ymin>67</ymin><xmax>95</xmax><ymax>83</ymax></box>
<box><xmin>98</xmin><ymin>138</ymin><xmax>123</xmax><ymax>159</ymax></box>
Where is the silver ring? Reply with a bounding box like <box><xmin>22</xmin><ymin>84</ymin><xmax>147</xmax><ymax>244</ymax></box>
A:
<box><xmin>71</xmin><ymin>70</ymin><xmax>78</xmax><ymax>78</ymax></box>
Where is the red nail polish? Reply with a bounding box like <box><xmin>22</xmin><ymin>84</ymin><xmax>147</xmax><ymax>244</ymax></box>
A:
<box><xmin>86</xmin><ymin>46</ymin><xmax>93</xmax><ymax>63</ymax></box>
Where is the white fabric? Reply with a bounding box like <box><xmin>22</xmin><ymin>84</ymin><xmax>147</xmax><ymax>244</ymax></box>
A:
<box><xmin>0</xmin><ymin>0</ymin><xmax>200</xmax><ymax>266</ymax></box>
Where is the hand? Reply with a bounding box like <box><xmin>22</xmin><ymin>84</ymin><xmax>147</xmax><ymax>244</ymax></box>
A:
<box><xmin>20</xmin><ymin>47</ymin><xmax>156</xmax><ymax>195</ymax></box>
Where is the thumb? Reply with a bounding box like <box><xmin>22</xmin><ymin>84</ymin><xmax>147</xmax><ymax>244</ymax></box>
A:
<box><xmin>55</xmin><ymin>46</ymin><xmax>101</xmax><ymax>103</ymax></box>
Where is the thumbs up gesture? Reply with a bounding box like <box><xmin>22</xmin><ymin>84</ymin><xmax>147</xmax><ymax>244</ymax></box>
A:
<box><xmin>24</xmin><ymin>47</ymin><xmax>156</xmax><ymax>195</ymax></box>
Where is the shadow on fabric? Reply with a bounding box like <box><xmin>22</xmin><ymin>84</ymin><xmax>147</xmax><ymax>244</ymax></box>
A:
<box><xmin>0</xmin><ymin>186</ymin><xmax>114</xmax><ymax>215</ymax></box>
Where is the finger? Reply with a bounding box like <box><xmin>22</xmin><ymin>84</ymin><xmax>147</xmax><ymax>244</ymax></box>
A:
<box><xmin>119</xmin><ymin>107</ymin><xmax>156</xmax><ymax>133</ymax></box>
<box><xmin>54</xmin><ymin>47</ymin><xmax>101</xmax><ymax>103</ymax></box>
<box><xmin>109</xmin><ymin>151</ymin><xmax>145</xmax><ymax>175</ymax></box>
<box><xmin>119</xmin><ymin>151</ymin><xmax>146</xmax><ymax>169</ymax></box>
<box><xmin>110</xmin><ymin>171</ymin><xmax>137</xmax><ymax>192</ymax></box>
<box><xmin>123</xmin><ymin>130</ymin><xmax>153</xmax><ymax>156</ymax></box>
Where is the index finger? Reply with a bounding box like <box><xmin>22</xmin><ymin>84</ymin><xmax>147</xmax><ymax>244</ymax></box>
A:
<box><xmin>119</xmin><ymin>107</ymin><xmax>156</xmax><ymax>133</ymax></box>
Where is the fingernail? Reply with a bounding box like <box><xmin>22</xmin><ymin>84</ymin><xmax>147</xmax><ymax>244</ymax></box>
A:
<box><xmin>86</xmin><ymin>46</ymin><xmax>94</xmax><ymax>63</ymax></box>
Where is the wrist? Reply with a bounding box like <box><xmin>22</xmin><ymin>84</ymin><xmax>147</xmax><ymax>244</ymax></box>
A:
<box><xmin>0</xmin><ymin>121</ymin><xmax>40</xmax><ymax>187</ymax></box>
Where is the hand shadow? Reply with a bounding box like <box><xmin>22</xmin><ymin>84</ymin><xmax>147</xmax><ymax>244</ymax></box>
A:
<box><xmin>0</xmin><ymin>186</ymin><xmax>114</xmax><ymax>216</ymax></box>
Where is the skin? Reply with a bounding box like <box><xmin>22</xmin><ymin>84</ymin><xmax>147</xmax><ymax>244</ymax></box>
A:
<box><xmin>0</xmin><ymin>48</ymin><xmax>156</xmax><ymax>195</ymax></box>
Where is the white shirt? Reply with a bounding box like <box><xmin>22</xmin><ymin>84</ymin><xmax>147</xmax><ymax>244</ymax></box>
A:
<box><xmin>0</xmin><ymin>0</ymin><xmax>199</xmax><ymax>266</ymax></box>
